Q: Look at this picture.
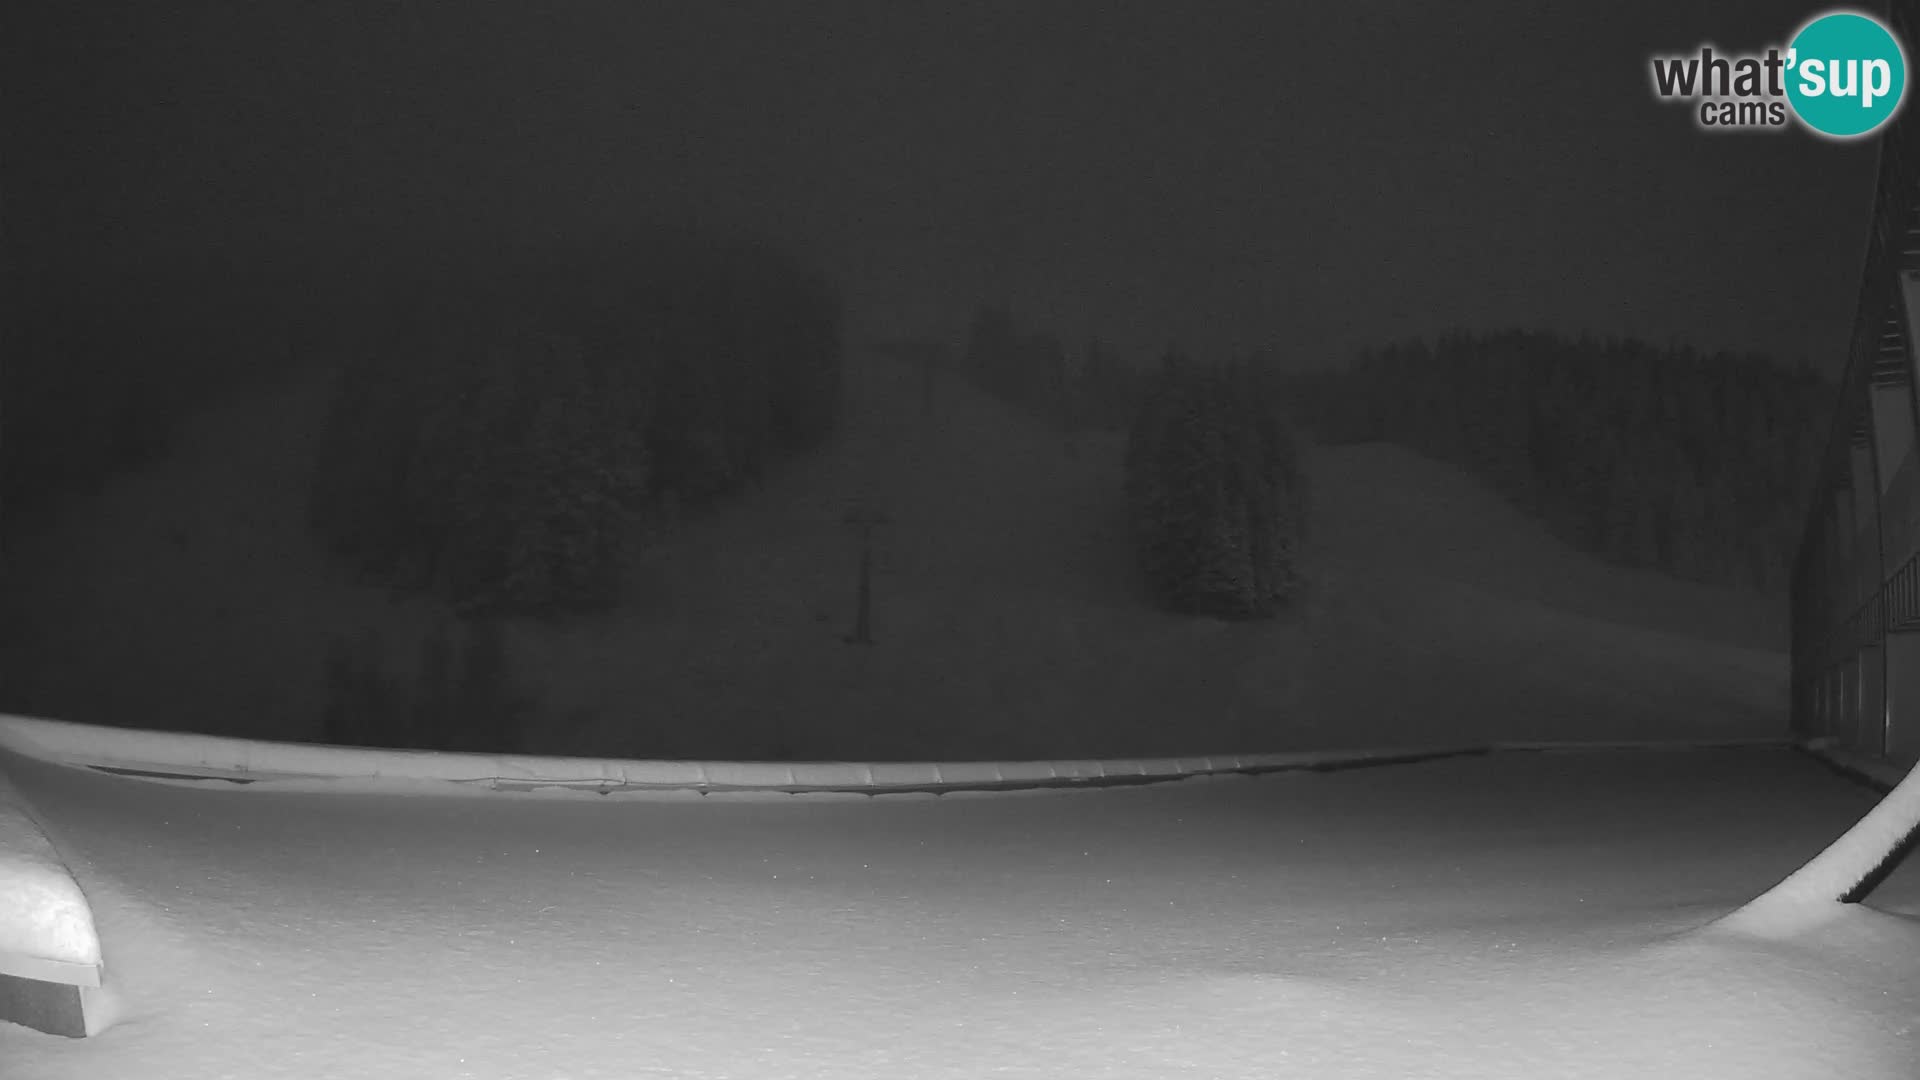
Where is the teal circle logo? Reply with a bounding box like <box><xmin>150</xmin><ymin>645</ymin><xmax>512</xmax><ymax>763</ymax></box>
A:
<box><xmin>1786</xmin><ymin>11</ymin><xmax>1908</xmax><ymax>139</ymax></box>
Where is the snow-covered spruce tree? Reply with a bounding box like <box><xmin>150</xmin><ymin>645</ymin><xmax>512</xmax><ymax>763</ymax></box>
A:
<box><xmin>1124</xmin><ymin>357</ymin><xmax>1306</xmax><ymax>618</ymax></box>
<box><xmin>308</xmin><ymin>232</ymin><xmax>839</xmax><ymax>618</ymax></box>
<box><xmin>450</xmin><ymin>332</ymin><xmax>643</xmax><ymax>618</ymax></box>
<box><xmin>310</xmin><ymin>321</ymin><xmax>646</xmax><ymax>619</ymax></box>
<box><xmin>1238</xmin><ymin>364</ymin><xmax>1309</xmax><ymax>603</ymax></box>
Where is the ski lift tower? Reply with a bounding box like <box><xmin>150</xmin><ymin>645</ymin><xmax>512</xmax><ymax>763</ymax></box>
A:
<box><xmin>841</xmin><ymin>497</ymin><xmax>892</xmax><ymax>645</ymax></box>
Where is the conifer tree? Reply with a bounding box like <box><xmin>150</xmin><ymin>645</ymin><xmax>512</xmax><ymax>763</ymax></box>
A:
<box><xmin>1125</xmin><ymin>358</ymin><xmax>1307</xmax><ymax>618</ymax></box>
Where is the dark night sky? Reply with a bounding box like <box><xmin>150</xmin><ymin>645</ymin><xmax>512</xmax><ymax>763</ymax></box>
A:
<box><xmin>0</xmin><ymin>0</ymin><xmax>1886</xmax><ymax>368</ymax></box>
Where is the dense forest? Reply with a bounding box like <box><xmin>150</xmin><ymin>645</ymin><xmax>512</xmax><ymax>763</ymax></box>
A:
<box><xmin>0</xmin><ymin>231</ymin><xmax>845</xmax><ymax>602</ymax></box>
<box><xmin>1124</xmin><ymin>355</ymin><xmax>1310</xmax><ymax>618</ymax></box>
<box><xmin>4</xmin><ymin>263</ymin><xmax>1830</xmax><ymax>627</ymax></box>
<box><xmin>1286</xmin><ymin>330</ymin><xmax>1832</xmax><ymax>592</ymax></box>
<box><xmin>953</xmin><ymin>308</ymin><xmax>1830</xmax><ymax>596</ymax></box>
<box><xmin>307</xmin><ymin>231</ymin><xmax>843</xmax><ymax>618</ymax></box>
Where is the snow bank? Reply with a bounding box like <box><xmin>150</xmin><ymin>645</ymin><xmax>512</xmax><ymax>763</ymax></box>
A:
<box><xmin>3</xmin><ymin>740</ymin><xmax>1913</xmax><ymax>1078</ymax></box>
<box><xmin>0</xmin><ymin>758</ymin><xmax>106</xmax><ymax>1038</ymax></box>
<box><xmin>1717</xmin><ymin>748</ymin><xmax>1920</xmax><ymax>937</ymax></box>
<box><xmin>0</xmin><ymin>711</ymin><xmax>1477</xmax><ymax>794</ymax></box>
<box><xmin>0</xmin><ymin>766</ymin><xmax>99</xmax><ymax>984</ymax></box>
<box><xmin>0</xmin><ymin>713</ymin><xmax>1797</xmax><ymax>798</ymax></box>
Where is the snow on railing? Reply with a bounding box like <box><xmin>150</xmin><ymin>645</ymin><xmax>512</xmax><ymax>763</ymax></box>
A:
<box><xmin>1719</xmin><ymin>743</ymin><xmax>1920</xmax><ymax>937</ymax></box>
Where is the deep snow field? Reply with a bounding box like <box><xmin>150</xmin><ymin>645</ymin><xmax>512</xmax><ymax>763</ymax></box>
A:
<box><xmin>0</xmin><ymin>346</ymin><xmax>1891</xmax><ymax>1078</ymax></box>
<box><xmin>1</xmin><ymin>740</ymin><xmax>1916</xmax><ymax>1079</ymax></box>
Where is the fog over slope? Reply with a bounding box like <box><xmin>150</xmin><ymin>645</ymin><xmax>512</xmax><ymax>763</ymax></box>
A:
<box><xmin>0</xmin><ymin>344</ymin><xmax>1785</xmax><ymax>760</ymax></box>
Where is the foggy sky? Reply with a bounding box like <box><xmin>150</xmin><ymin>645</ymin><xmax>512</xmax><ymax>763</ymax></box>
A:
<box><xmin>1</xmin><ymin>0</ymin><xmax>1884</xmax><ymax>368</ymax></box>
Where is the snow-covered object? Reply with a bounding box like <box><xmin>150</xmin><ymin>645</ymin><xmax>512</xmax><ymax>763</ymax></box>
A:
<box><xmin>1717</xmin><ymin>755</ymin><xmax>1920</xmax><ymax>937</ymax></box>
<box><xmin>0</xmin><ymin>711</ymin><xmax>1792</xmax><ymax>795</ymax></box>
<box><xmin>0</xmin><ymin>740</ymin><xmax>1914</xmax><ymax>1078</ymax></box>
<box><xmin>0</xmin><ymin>767</ymin><xmax>100</xmax><ymax>984</ymax></box>
<box><xmin>0</xmin><ymin>710</ymin><xmax>1470</xmax><ymax>790</ymax></box>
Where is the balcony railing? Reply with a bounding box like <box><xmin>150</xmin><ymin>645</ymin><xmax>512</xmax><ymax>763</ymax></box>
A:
<box><xmin>1791</xmin><ymin>58</ymin><xmax>1920</xmax><ymax>737</ymax></box>
<box><xmin>1883</xmin><ymin>447</ymin><xmax>1920</xmax><ymax>566</ymax></box>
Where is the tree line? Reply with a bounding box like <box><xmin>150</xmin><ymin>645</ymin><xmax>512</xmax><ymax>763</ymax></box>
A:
<box><xmin>1285</xmin><ymin>329</ymin><xmax>1830</xmax><ymax>592</ymax></box>
<box><xmin>307</xmin><ymin>231</ymin><xmax>844</xmax><ymax>618</ymax></box>
<box><xmin>959</xmin><ymin>304</ymin><xmax>1311</xmax><ymax>617</ymax></box>
<box><xmin>321</xmin><ymin>616</ymin><xmax>533</xmax><ymax>753</ymax></box>
<box><xmin>960</xmin><ymin>303</ymin><xmax>1146</xmax><ymax>431</ymax></box>
<box><xmin>1125</xmin><ymin>354</ymin><xmax>1310</xmax><ymax>617</ymax></box>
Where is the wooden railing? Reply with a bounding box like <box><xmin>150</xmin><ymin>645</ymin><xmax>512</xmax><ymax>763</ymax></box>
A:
<box><xmin>1883</xmin><ymin>447</ymin><xmax>1920</xmax><ymax>567</ymax></box>
<box><xmin>1857</xmin><ymin>518</ymin><xmax>1882</xmax><ymax>598</ymax></box>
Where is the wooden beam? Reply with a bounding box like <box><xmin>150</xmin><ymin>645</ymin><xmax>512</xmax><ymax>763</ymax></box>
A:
<box><xmin>0</xmin><ymin>973</ymin><xmax>90</xmax><ymax>1038</ymax></box>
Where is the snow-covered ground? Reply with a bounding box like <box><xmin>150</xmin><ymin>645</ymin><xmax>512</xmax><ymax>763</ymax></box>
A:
<box><xmin>0</xmin><ymin>345</ymin><xmax>1894</xmax><ymax>1075</ymax></box>
<box><xmin>2</xmin><ymin>741</ymin><xmax>1915</xmax><ymax>1079</ymax></box>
